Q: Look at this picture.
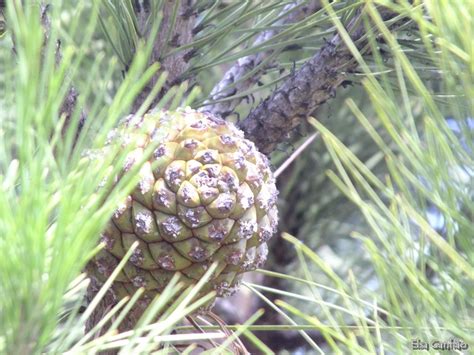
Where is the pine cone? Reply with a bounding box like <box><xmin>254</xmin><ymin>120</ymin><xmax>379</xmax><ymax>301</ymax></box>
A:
<box><xmin>87</xmin><ymin>108</ymin><xmax>278</xmax><ymax>307</ymax></box>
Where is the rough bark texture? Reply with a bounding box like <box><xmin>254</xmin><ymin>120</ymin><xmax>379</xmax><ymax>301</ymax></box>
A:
<box><xmin>201</xmin><ymin>0</ymin><xmax>322</xmax><ymax>119</ymax></box>
<box><xmin>132</xmin><ymin>0</ymin><xmax>198</xmax><ymax>112</ymax></box>
<box><xmin>238</xmin><ymin>7</ymin><xmax>403</xmax><ymax>154</ymax></box>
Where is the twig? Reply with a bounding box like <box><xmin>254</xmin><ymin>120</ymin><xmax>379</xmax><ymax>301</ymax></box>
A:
<box><xmin>186</xmin><ymin>315</ymin><xmax>222</xmax><ymax>349</ymax></box>
<box><xmin>205</xmin><ymin>311</ymin><xmax>249</xmax><ymax>355</ymax></box>
<box><xmin>239</xmin><ymin>6</ymin><xmax>405</xmax><ymax>154</ymax></box>
<box><xmin>200</xmin><ymin>1</ymin><xmax>322</xmax><ymax>119</ymax></box>
<box><xmin>274</xmin><ymin>132</ymin><xmax>319</xmax><ymax>178</ymax></box>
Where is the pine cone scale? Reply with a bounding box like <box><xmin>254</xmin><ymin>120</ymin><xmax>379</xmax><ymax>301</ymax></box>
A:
<box><xmin>88</xmin><ymin>109</ymin><xmax>279</xmax><ymax>304</ymax></box>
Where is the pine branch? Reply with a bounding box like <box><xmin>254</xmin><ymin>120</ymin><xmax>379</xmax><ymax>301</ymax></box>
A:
<box><xmin>132</xmin><ymin>0</ymin><xmax>198</xmax><ymax>112</ymax></box>
<box><xmin>239</xmin><ymin>5</ymin><xmax>406</xmax><ymax>154</ymax></box>
<box><xmin>201</xmin><ymin>0</ymin><xmax>322</xmax><ymax>119</ymax></box>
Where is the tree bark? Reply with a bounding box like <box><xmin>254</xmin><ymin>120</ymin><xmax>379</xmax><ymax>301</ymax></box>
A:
<box><xmin>238</xmin><ymin>7</ymin><xmax>405</xmax><ymax>154</ymax></box>
<box><xmin>201</xmin><ymin>0</ymin><xmax>322</xmax><ymax>119</ymax></box>
<box><xmin>132</xmin><ymin>0</ymin><xmax>198</xmax><ymax>112</ymax></box>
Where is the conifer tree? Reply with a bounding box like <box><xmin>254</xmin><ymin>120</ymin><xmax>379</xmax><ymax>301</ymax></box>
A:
<box><xmin>0</xmin><ymin>1</ymin><xmax>471</xmax><ymax>353</ymax></box>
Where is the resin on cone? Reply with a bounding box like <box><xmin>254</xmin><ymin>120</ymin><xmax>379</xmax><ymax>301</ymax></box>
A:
<box><xmin>87</xmin><ymin>108</ymin><xmax>278</xmax><ymax>307</ymax></box>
